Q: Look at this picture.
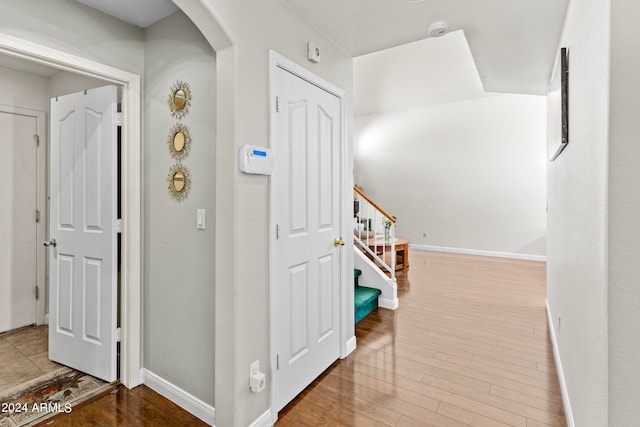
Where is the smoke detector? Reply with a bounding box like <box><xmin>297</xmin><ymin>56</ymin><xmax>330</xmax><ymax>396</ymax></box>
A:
<box><xmin>427</xmin><ymin>21</ymin><xmax>449</xmax><ymax>37</ymax></box>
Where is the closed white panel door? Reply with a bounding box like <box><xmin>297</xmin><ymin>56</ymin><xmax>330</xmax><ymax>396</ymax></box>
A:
<box><xmin>0</xmin><ymin>112</ymin><xmax>38</xmax><ymax>333</ymax></box>
<box><xmin>275</xmin><ymin>67</ymin><xmax>342</xmax><ymax>410</ymax></box>
<box><xmin>49</xmin><ymin>86</ymin><xmax>118</xmax><ymax>382</ymax></box>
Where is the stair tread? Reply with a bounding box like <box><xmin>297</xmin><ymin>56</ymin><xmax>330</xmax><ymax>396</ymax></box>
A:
<box><xmin>355</xmin><ymin>286</ymin><xmax>381</xmax><ymax>324</ymax></box>
<box><xmin>355</xmin><ymin>286</ymin><xmax>381</xmax><ymax>306</ymax></box>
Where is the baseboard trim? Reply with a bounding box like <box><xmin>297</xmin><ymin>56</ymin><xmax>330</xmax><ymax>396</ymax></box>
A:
<box><xmin>344</xmin><ymin>335</ymin><xmax>357</xmax><ymax>358</ymax></box>
<box><xmin>141</xmin><ymin>368</ymin><xmax>215</xmax><ymax>426</ymax></box>
<box><xmin>249</xmin><ymin>409</ymin><xmax>273</xmax><ymax>427</ymax></box>
<box><xmin>410</xmin><ymin>244</ymin><xmax>547</xmax><ymax>262</ymax></box>
<box><xmin>378</xmin><ymin>297</ymin><xmax>399</xmax><ymax>310</ymax></box>
<box><xmin>545</xmin><ymin>300</ymin><xmax>575</xmax><ymax>427</ymax></box>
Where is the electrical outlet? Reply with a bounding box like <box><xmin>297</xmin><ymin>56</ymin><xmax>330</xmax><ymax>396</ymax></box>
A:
<box><xmin>423</xmin><ymin>232</ymin><xmax>428</xmax><ymax>238</ymax></box>
<box><xmin>250</xmin><ymin>360</ymin><xmax>260</xmax><ymax>378</ymax></box>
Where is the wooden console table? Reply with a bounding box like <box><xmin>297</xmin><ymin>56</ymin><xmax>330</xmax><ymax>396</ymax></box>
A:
<box><xmin>366</xmin><ymin>237</ymin><xmax>410</xmax><ymax>270</ymax></box>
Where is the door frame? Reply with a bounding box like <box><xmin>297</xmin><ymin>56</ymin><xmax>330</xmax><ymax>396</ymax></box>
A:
<box><xmin>0</xmin><ymin>105</ymin><xmax>46</xmax><ymax>328</ymax></box>
<box><xmin>0</xmin><ymin>33</ymin><xmax>142</xmax><ymax>388</ymax></box>
<box><xmin>268</xmin><ymin>50</ymin><xmax>352</xmax><ymax>418</ymax></box>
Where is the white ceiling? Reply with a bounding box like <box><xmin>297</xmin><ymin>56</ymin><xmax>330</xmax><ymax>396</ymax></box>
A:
<box><xmin>74</xmin><ymin>0</ymin><xmax>569</xmax><ymax>94</ymax></box>
<box><xmin>2</xmin><ymin>1</ymin><xmax>569</xmax><ymax>99</ymax></box>
<box><xmin>284</xmin><ymin>0</ymin><xmax>569</xmax><ymax>95</ymax></box>
<box><xmin>76</xmin><ymin>0</ymin><xmax>177</xmax><ymax>28</ymax></box>
<box><xmin>355</xmin><ymin>30</ymin><xmax>490</xmax><ymax>115</ymax></box>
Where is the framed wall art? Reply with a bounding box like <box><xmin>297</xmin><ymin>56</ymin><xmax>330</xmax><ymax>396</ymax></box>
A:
<box><xmin>548</xmin><ymin>47</ymin><xmax>569</xmax><ymax>161</ymax></box>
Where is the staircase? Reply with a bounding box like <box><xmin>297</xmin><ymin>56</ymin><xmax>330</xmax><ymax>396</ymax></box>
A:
<box><xmin>352</xmin><ymin>186</ymin><xmax>400</xmax><ymax>323</ymax></box>
<box><xmin>354</xmin><ymin>268</ymin><xmax>381</xmax><ymax>323</ymax></box>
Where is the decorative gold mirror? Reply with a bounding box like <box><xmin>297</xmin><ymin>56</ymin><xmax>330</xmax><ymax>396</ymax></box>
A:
<box><xmin>168</xmin><ymin>164</ymin><xmax>191</xmax><ymax>201</ymax></box>
<box><xmin>167</xmin><ymin>123</ymin><xmax>191</xmax><ymax>160</ymax></box>
<box><xmin>168</xmin><ymin>80</ymin><xmax>192</xmax><ymax>119</ymax></box>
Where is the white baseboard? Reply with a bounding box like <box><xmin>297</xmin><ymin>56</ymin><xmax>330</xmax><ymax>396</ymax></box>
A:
<box><xmin>410</xmin><ymin>244</ymin><xmax>547</xmax><ymax>262</ymax></box>
<box><xmin>344</xmin><ymin>335</ymin><xmax>357</xmax><ymax>358</ymax></box>
<box><xmin>378</xmin><ymin>297</ymin><xmax>399</xmax><ymax>310</ymax></box>
<box><xmin>141</xmin><ymin>368</ymin><xmax>215</xmax><ymax>426</ymax></box>
<box><xmin>545</xmin><ymin>300</ymin><xmax>575</xmax><ymax>427</ymax></box>
<box><xmin>249</xmin><ymin>409</ymin><xmax>274</xmax><ymax>427</ymax></box>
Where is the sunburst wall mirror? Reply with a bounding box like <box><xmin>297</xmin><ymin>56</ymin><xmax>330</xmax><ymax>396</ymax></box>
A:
<box><xmin>168</xmin><ymin>123</ymin><xmax>191</xmax><ymax>160</ymax></box>
<box><xmin>168</xmin><ymin>80</ymin><xmax>192</xmax><ymax>119</ymax></box>
<box><xmin>168</xmin><ymin>164</ymin><xmax>191</xmax><ymax>201</ymax></box>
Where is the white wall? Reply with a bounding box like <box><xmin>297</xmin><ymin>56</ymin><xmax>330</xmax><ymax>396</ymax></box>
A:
<box><xmin>355</xmin><ymin>94</ymin><xmax>547</xmax><ymax>257</ymax></box>
<box><xmin>1</xmin><ymin>1</ymin><xmax>355</xmax><ymax>424</ymax></box>
<box><xmin>546</xmin><ymin>0</ymin><xmax>610</xmax><ymax>425</ymax></box>
<box><xmin>0</xmin><ymin>67</ymin><xmax>49</xmax><ymax>111</ymax></box>
<box><xmin>1</xmin><ymin>0</ymin><xmax>217</xmax><ymax>409</ymax></box>
<box><xmin>354</xmin><ymin>30</ymin><xmax>485</xmax><ymax>115</ymax></box>
<box><xmin>607</xmin><ymin>1</ymin><xmax>640</xmax><ymax>425</ymax></box>
<box><xmin>49</xmin><ymin>72</ymin><xmax>110</xmax><ymax>98</ymax></box>
<box><xmin>174</xmin><ymin>1</ymin><xmax>355</xmax><ymax>425</ymax></box>
<box><xmin>143</xmin><ymin>10</ymin><xmax>216</xmax><ymax>406</ymax></box>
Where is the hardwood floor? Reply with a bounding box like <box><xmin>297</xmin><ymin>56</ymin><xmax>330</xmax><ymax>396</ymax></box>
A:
<box><xmin>277</xmin><ymin>250</ymin><xmax>566</xmax><ymax>427</ymax></box>
<box><xmin>35</xmin><ymin>384</ymin><xmax>208</xmax><ymax>426</ymax></box>
<box><xmin>31</xmin><ymin>250</ymin><xmax>564</xmax><ymax>426</ymax></box>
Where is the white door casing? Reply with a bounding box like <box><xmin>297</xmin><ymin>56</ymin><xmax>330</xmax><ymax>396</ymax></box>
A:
<box><xmin>0</xmin><ymin>33</ymin><xmax>141</xmax><ymax>388</ymax></box>
<box><xmin>48</xmin><ymin>86</ymin><xmax>118</xmax><ymax>382</ymax></box>
<box><xmin>0</xmin><ymin>111</ymin><xmax>38</xmax><ymax>332</ymax></box>
<box><xmin>272</xmin><ymin>59</ymin><xmax>345</xmax><ymax>411</ymax></box>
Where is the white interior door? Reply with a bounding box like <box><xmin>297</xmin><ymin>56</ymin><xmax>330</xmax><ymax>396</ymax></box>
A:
<box><xmin>0</xmin><ymin>111</ymin><xmax>38</xmax><ymax>333</ymax></box>
<box><xmin>274</xmin><ymin>66</ymin><xmax>343</xmax><ymax>410</ymax></box>
<box><xmin>48</xmin><ymin>85</ymin><xmax>118</xmax><ymax>382</ymax></box>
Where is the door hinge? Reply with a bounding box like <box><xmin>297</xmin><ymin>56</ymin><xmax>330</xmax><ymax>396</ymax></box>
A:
<box><xmin>35</xmin><ymin>209</ymin><xmax>40</xmax><ymax>223</ymax></box>
<box><xmin>34</xmin><ymin>134</ymin><xmax>40</xmax><ymax>147</ymax></box>
<box><xmin>115</xmin><ymin>327</ymin><xmax>122</xmax><ymax>342</ymax></box>
<box><xmin>276</xmin><ymin>96</ymin><xmax>280</xmax><ymax>113</ymax></box>
<box><xmin>276</xmin><ymin>224</ymin><xmax>280</xmax><ymax>240</ymax></box>
<box><xmin>116</xmin><ymin>218</ymin><xmax>123</xmax><ymax>233</ymax></box>
<box><xmin>117</xmin><ymin>112</ymin><xmax>123</xmax><ymax>127</ymax></box>
<box><xmin>35</xmin><ymin>286</ymin><xmax>39</xmax><ymax>300</ymax></box>
<box><xmin>276</xmin><ymin>354</ymin><xmax>279</xmax><ymax>370</ymax></box>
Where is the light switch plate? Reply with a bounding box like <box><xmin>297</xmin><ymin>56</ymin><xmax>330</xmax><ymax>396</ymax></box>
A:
<box><xmin>197</xmin><ymin>209</ymin><xmax>205</xmax><ymax>230</ymax></box>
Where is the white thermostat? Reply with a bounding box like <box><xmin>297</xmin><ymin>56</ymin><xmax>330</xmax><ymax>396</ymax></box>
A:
<box><xmin>239</xmin><ymin>145</ymin><xmax>273</xmax><ymax>175</ymax></box>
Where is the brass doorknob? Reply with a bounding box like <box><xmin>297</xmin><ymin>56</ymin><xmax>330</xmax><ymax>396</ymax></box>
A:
<box><xmin>334</xmin><ymin>237</ymin><xmax>345</xmax><ymax>247</ymax></box>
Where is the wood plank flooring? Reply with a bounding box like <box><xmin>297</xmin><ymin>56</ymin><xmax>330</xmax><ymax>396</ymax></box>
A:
<box><xmin>30</xmin><ymin>250</ymin><xmax>564</xmax><ymax>426</ymax></box>
<box><xmin>277</xmin><ymin>250</ymin><xmax>566</xmax><ymax>427</ymax></box>
<box><xmin>35</xmin><ymin>384</ymin><xmax>207</xmax><ymax>426</ymax></box>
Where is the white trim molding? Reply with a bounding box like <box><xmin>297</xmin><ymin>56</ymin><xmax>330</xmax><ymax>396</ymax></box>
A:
<box><xmin>410</xmin><ymin>244</ymin><xmax>547</xmax><ymax>262</ymax></box>
<box><xmin>141</xmin><ymin>369</ymin><xmax>215</xmax><ymax>426</ymax></box>
<box><xmin>249</xmin><ymin>409</ymin><xmax>273</xmax><ymax>427</ymax></box>
<box><xmin>0</xmin><ymin>32</ymin><xmax>142</xmax><ymax>388</ymax></box>
<box><xmin>344</xmin><ymin>336</ymin><xmax>357</xmax><ymax>357</ymax></box>
<box><xmin>545</xmin><ymin>300</ymin><xmax>575</xmax><ymax>427</ymax></box>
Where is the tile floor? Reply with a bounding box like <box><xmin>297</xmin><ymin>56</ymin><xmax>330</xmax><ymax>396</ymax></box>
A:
<box><xmin>0</xmin><ymin>326</ymin><xmax>62</xmax><ymax>394</ymax></box>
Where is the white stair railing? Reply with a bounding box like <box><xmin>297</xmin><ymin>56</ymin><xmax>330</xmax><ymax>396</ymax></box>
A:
<box><xmin>353</xmin><ymin>187</ymin><xmax>396</xmax><ymax>280</ymax></box>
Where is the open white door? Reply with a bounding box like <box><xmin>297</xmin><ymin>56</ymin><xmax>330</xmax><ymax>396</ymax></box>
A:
<box><xmin>274</xmin><ymin>66</ymin><xmax>343</xmax><ymax>410</ymax></box>
<box><xmin>48</xmin><ymin>85</ymin><xmax>118</xmax><ymax>382</ymax></box>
